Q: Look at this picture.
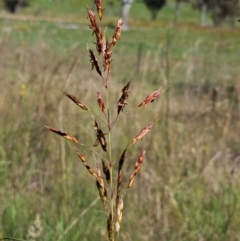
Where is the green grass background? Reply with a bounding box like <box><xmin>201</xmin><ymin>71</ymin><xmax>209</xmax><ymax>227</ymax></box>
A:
<box><xmin>0</xmin><ymin>0</ymin><xmax>240</xmax><ymax>240</ymax></box>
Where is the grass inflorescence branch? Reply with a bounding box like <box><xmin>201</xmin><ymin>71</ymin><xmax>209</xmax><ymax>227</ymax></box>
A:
<box><xmin>42</xmin><ymin>1</ymin><xmax>162</xmax><ymax>240</ymax></box>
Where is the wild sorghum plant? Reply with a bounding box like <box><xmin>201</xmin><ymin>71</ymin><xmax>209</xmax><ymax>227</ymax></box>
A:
<box><xmin>44</xmin><ymin>1</ymin><xmax>161</xmax><ymax>240</ymax></box>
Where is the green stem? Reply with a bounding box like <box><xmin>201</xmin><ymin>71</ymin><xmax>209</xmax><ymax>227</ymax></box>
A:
<box><xmin>106</xmin><ymin>78</ymin><xmax>114</xmax><ymax>241</ymax></box>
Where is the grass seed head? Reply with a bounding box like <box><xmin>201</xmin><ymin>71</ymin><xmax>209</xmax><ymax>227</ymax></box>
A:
<box><xmin>138</xmin><ymin>89</ymin><xmax>161</xmax><ymax>107</ymax></box>
<box><xmin>107</xmin><ymin>214</ymin><xmax>114</xmax><ymax>241</ymax></box>
<box><xmin>94</xmin><ymin>0</ymin><xmax>104</xmax><ymax>20</ymax></box>
<box><xmin>127</xmin><ymin>149</ymin><xmax>146</xmax><ymax>189</ymax></box>
<box><xmin>87</xmin><ymin>7</ymin><xmax>97</xmax><ymax>33</ymax></box>
<box><xmin>111</xmin><ymin>18</ymin><xmax>123</xmax><ymax>46</ymax></box>
<box><xmin>102</xmin><ymin>159</ymin><xmax>110</xmax><ymax>184</ymax></box>
<box><xmin>93</xmin><ymin>118</ymin><xmax>107</xmax><ymax>152</ymax></box>
<box><xmin>96</xmin><ymin>165</ymin><xmax>108</xmax><ymax>211</ymax></box>
<box><xmin>88</xmin><ymin>48</ymin><xmax>103</xmax><ymax>77</ymax></box>
<box><xmin>116</xmin><ymin>149</ymin><xmax>127</xmax><ymax>208</ymax></box>
<box><xmin>118</xmin><ymin>149</ymin><xmax>127</xmax><ymax>173</ymax></box>
<box><xmin>117</xmin><ymin>81</ymin><xmax>131</xmax><ymax>114</ymax></box>
<box><xmin>96</xmin><ymin>179</ymin><xmax>108</xmax><ymax>211</ymax></box>
<box><xmin>62</xmin><ymin>91</ymin><xmax>88</xmax><ymax>110</ymax></box>
<box><xmin>103</xmin><ymin>38</ymin><xmax>113</xmax><ymax>73</ymax></box>
<box><xmin>75</xmin><ymin>148</ymin><xmax>98</xmax><ymax>179</ymax></box>
<box><xmin>95</xmin><ymin>29</ymin><xmax>103</xmax><ymax>54</ymax></box>
<box><xmin>96</xmin><ymin>91</ymin><xmax>106</xmax><ymax>113</ymax></box>
<box><xmin>44</xmin><ymin>125</ymin><xmax>78</xmax><ymax>143</ymax></box>
<box><xmin>130</xmin><ymin>123</ymin><xmax>153</xmax><ymax>146</ymax></box>
<box><xmin>115</xmin><ymin>198</ymin><xmax>124</xmax><ymax>235</ymax></box>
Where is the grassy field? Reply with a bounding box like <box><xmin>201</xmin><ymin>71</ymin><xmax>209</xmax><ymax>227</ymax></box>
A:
<box><xmin>0</xmin><ymin>1</ymin><xmax>240</xmax><ymax>241</ymax></box>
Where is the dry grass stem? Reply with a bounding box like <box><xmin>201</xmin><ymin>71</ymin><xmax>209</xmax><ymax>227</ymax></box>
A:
<box><xmin>57</xmin><ymin>197</ymin><xmax>100</xmax><ymax>241</ymax></box>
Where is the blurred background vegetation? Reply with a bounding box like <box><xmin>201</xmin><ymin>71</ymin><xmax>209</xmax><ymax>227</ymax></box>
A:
<box><xmin>0</xmin><ymin>0</ymin><xmax>240</xmax><ymax>240</ymax></box>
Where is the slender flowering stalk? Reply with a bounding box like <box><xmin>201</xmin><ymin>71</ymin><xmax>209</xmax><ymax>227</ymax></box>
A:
<box><xmin>44</xmin><ymin>2</ymin><xmax>161</xmax><ymax>240</ymax></box>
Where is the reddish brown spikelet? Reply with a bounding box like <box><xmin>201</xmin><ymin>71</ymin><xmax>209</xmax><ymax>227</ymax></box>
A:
<box><xmin>44</xmin><ymin>125</ymin><xmax>78</xmax><ymax>143</ymax></box>
<box><xmin>88</xmin><ymin>48</ymin><xmax>102</xmax><ymax>77</ymax></box>
<box><xmin>111</xmin><ymin>18</ymin><xmax>123</xmax><ymax>46</ymax></box>
<box><xmin>93</xmin><ymin>118</ymin><xmax>107</xmax><ymax>152</ymax></box>
<box><xmin>130</xmin><ymin>123</ymin><xmax>153</xmax><ymax>146</ymax></box>
<box><xmin>62</xmin><ymin>91</ymin><xmax>88</xmax><ymax>110</ymax></box>
<box><xmin>103</xmin><ymin>38</ymin><xmax>113</xmax><ymax>72</ymax></box>
<box><xmin>102</xmin><ymin>159</ymin><xmax>110</xmax><ymax>184</ymax></box>
<box><xmin>116</xmin><ymin>173</ymin><xmax>122</xmax><ymax>203</ymax></box>
<box><xmin>96</xmin><ymin>165</ymin><xmax>108</xmax><ymax>211</ymax></box>
<box><xmin>94</xmin><ymin>0</ymin><xmax>104</xmax><ymax>20</ymax></box>
<box><xmin>102</xmin><ymin>36</ymin><xmax>107</xmax><ymax>55</ymax></box>
<box><xmin>127</xmin><ymin>149</ymin><xmax>146</xmax><ymax>189</ymax></box>
<box><xmin>118</xmin><ymin>149</ymin><xmax>127</xmax><ymax>173</ymax></box>
<box><xmin>95</xmin><ymin>30</ymin><xmax>103</xmax><ymax>54</ymax></box>
<box><xmin>75</xmin><ymin>148</ymin><xmax>98</xmax><ymax>179</ymax></box>
<box><xmin>115</xmin><ymin>198</ymin><xmax>124</xmax><ymax>235</ymax></box>
<box><xmin>96</xmin><ymin>91</ymin><xmax>105</xmax><ymax>113</ymax></box>
<box><xmin>116</xmin><ymin>149</ymin><xmax>127</xmax><ymax>214</ymax></box>
<box><xmin>117</xmin><ymin>80</ymin><xmax>131</xmax><ymax>114</ymax></box>
<box><xmin>138</xmin><ymin>89</ymin><xmax>161</xmax><ymax>107</ymax></box>
<box><xmin>107</xmin><ymin>214</ymin><xmax>114</xmax><ymax>241</ymax></box>
<box><xmin>87</xmin><ymin>7</ymin><xmax>97</xmax><ymax>33</ymax></box>
<box><xmin>86</xmin><ymin>7</ymin><xmax>103</xmax><ymax>54</ymax></box>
